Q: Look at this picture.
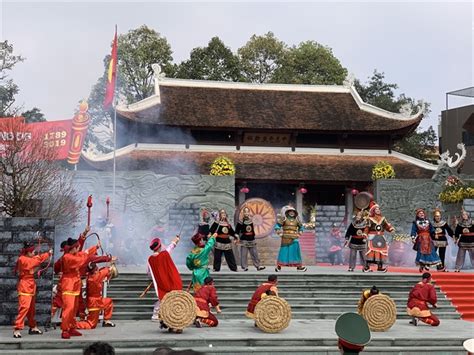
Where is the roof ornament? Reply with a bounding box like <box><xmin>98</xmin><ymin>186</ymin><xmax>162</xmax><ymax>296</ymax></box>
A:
<box><xmin>398</xmin><ymin>103</ymin><xmax>413</xmax><ymax>118</ymax></box>
<box><xmin>438</xmin><ymin>143</ymin><xmax>466</xmax><ymax>168</ymax></box>
<box><xmin>343</xmin><ymin>73</ymin><xmax>356</xmax><ymax>88</ymax></box>
<box><xmin>152</xmin><ymin>63</ymin><xmax>166</xmax><ymax>82</ymax></box>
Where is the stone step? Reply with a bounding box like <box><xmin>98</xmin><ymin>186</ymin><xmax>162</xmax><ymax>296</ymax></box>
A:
<box><xmin>111</xmin><ymin>311</ymin><xmax>461</xmax><ymax>320</ymax></box>
<box><xmin>1</xmin><ymin>336</ymin><xmax>466</xmax><ymax>349</ymax></box>
<box><xmin>0</xmin><ymin>346</ymin><xmax>466</xmax><ymax>355</ymax></box>
<box><xmin>108</xmin><ymin>283</ymin><xmax>429</xmax><ymax>289</ymax></box>
<box><xmin>111</xmin><ymin>297</ymin><xmax>454</xmax><ymax>306</ymax></box>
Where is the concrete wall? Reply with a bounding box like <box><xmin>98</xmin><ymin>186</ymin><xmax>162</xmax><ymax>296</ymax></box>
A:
<box><xmin>0</xmin><ymin>218</ymin><xmax>55</xmax><ymax>326</ymax></box>
<box><xmin>440</xmin><ymin>104</ymin><xmax>474</xmax><ymax>175</ymax></box>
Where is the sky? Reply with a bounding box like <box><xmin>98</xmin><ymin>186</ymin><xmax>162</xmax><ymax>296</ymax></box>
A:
<box><xmin>1</xmin><ymin>1</ymin><xmax>473</xmax><ymax>132</ymax></box>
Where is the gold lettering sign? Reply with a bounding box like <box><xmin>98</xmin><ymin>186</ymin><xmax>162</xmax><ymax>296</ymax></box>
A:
<box><xmin>243</xmin><ymin>133</ymin><xmax>290</xmax><ymax>146</ymax></box>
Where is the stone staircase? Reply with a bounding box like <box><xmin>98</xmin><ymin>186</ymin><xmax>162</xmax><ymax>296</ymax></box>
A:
<box><xmin>109</xmin><ymin>272</ymin><xmax>460</xmax><ymax>321</ymax></box>
<box><xmin>2</xmin><ymin>271</ymin><xmax>467</xmax><ymax>355</ymax></box>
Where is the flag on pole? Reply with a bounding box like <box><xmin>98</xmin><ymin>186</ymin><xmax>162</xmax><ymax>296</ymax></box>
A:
<box><xmin>103</xmin><ymin>26</ymin><xmax>118</xmax><ymax>109</ymax></box>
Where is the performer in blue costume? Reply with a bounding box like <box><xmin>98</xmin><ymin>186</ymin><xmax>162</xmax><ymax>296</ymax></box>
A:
<box><xmin>411</xmin><ymin>208</ymin><xmax>443</xmax><ymax>272</ymax></box>
<box><xmin>274</xmin><ymin>206</ymin><xmax>306</xmax><ymax>272</ymax></box>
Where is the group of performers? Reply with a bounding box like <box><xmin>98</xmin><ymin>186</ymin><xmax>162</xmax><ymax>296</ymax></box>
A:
<box><xmin>345</xmin><ymin>202</ymin><xmax>474</xmax><ymax>273</ymax></box>
<box><xmin>13</xmin><ymin>225</ymin><xmax>118</xmax><ymax>339</ymax></box>
<box><xmin>11</xmin><ymin>202</ymin><xmax>473</xmax><ymax>339</ymax></box>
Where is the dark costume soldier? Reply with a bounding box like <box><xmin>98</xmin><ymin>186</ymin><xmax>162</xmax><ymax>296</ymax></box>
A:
<box><xmin>344</xmin><ymin>211</ymin><xmax>369</xmax><ymax>272</ymax></box>
<box><xmin>210</xmin><ymin>209</ymin><xmax>237</xmax><ymax>272</ymax></box>
<box><xmin>235</xmin><ymin>207</ymin><xmax>265</xmax><ymax>271</ymax></box>
<box><xmin>431</xmin><ymin>208</ymin><xmax>453</xmax><ymax>270</ymax></box>
<box><xmin>454</xmin><ymin>210</ymin><xmax>474</xmax><ymax>272</ymax></box>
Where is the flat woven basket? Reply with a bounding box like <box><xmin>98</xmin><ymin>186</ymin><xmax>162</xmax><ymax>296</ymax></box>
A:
<box><xmin>361</xmin><ymin>294</ymin><xmax>397</xmax><ymax>332</ymax></box>
<box><xmin>159</xmin><ymin>290</ymin><xmax>197</xmax><ymax>330</ymax></box>
<box><xmin>254</xmin><ymin>296</ymin><xmax>292</xmax><ymax>333</ymax></box>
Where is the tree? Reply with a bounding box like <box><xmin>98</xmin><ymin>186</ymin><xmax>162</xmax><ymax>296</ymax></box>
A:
<box><xmin>118</xmin><ymin>25</ymin><xmax>173</xmax><ymax>103</ymax></box>
<box><xmin>21</xmin><ymin>107</ymin><xmax>46</xmax><ymax>123</ymax></box>
<box><xmin>271</xmin><ymin>41</ymin><xmax>347</xmax><ymax>85</ymax></box>
<box><xmin>355</xmin><ymin>70</ymin><xmax>434</xmax><ymax>162</ymax></box>
<box><xmin>84</xmin><ymin>26</ymin><xmax>173</xmax><ymax>153</ymax></box>
<box><xmin>0</xmin><ymin>119</ymin><xmax>80</xmax><ymax>224</ymax></box>
<box><xmin>394</xmin><ymin>126</ymin><xmax>438</xmax><ymax>163</ymax></box>
<box><xmin>0</xmin><ymin>41</ymin><xmax>25</xmax><ymax>117</ymax></box>
<box><xmin>238</xmin><ymin>32</ymin><xmax>286</xmax><ymax>83</ymax></box>
<box><xmin>175</xmin><ymin>37</ymin><xmax>242</xmax><ymax>81</ymax></box>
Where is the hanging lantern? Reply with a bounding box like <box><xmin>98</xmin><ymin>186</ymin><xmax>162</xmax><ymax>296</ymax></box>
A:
<box><xmin>351</xmin><ymin>189</ymin><xmax>359</xmax><ymax>196</ymax></box>
<box><xmin>240</xmin><ymin>186</ymin><xmax>250</xmax><ymax>194</ymax></box>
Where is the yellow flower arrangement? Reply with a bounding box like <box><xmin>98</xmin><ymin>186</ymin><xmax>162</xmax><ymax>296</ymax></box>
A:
<box><xmin>438</xmin><ymin>185</ymin><xmax>474</xmax><ymax>204</ymax></box>
<box><xmin>210</xmin><ymin>156</ymin><xmax>236</xmax><ymax>176</ymax></box>
<box><xmin>371</xmin><ymin>161</ymin><xmax>396</xmax><ymax>180</ymax></box>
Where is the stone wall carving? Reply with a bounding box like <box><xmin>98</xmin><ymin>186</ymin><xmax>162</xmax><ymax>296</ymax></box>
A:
<box><xmin>70</xmin><ymin>172</ymin><xmax>235</xmax><ymax>265</ymax></box>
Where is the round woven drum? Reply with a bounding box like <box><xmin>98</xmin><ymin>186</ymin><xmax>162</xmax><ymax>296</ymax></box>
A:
<box><xmin>159</xmin><ymin>290</ymin><xmax>197</xmax><ymax>330</ymax></box>
<box><xmin>254</xmin><ymin>296</ymin><xmax>292</xmax><ymax>333</ymax></box>
<box><xmin>361</xmin><ymin>294</ymin><xmax>397</xmax><ymax>332</ymax></box>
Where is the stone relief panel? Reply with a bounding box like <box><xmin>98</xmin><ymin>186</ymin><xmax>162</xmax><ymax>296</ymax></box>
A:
<box><xmin>69</xmin><ymin>172</ymin><xmax>235</xmax><ymax>265</ymax></box>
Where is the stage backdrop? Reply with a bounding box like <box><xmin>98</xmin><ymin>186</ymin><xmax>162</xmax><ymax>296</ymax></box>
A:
<box><xmin>68</xmin><ymin>172</ymin><xmax>235</xmax><ymax>266</ymax></box>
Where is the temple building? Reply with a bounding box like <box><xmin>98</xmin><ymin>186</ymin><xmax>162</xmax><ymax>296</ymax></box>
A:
<box><xmin>82</xmin><ymin>71</ymin><xmax>437</xmax><ymax>218</ymax></box>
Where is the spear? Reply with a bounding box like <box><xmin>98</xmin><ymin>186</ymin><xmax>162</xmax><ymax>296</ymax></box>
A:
<box><xmin>86</xmin><ymin>195</ymin><xmax>93</xmax><ymax>227</ymax></box>
<box><xmin>106</xmin><ymin>197</ymin><xmax>110</xmax><ymax>223</ymax></box>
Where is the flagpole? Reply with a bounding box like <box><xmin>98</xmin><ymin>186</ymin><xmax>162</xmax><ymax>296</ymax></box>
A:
<box><xmin>112</xmin><ymin>25</ymin><xmax>118</xmax><ymax>212</ymax></box>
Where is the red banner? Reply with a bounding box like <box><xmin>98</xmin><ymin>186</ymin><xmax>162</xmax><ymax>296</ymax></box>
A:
<box><xmin>0</xmin><ymin>102</ymin><xmax>90</xmax><ymax>163</ymax></box>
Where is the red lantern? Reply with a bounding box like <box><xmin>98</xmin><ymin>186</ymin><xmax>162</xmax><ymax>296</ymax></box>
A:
<box><xmin>299</xmin><ymin>187</ymin><xmax>307</xmax><ymax>194</ymax></box>
<box><xmin>351</xmin><ymin>189</ymin><xmax>359</xmax><ymax>196</ymax></box>
<box><xmin>240</xmin><ymin>187</ymin><xmax>250</xmax><ymax>194</ymax></box>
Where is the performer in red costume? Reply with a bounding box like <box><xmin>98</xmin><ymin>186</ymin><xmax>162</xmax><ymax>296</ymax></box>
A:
<box><xmin>13</xmin><ymin>242</ymin><xmax>52</xmax><ymax>338</ymax></box>
<box><xmin>76</xmin><ymin>261</ymin><xmax>117</xmax><ymax>329</ymax></box>
<box><xmin>194</xmin><ymin>277</ymin><xmax>221</xmax><ymax>328</ymax></box>
<box><xmin>147</xmin><ymin>236</ymin><xmax>183</xmax><ymax>332</ymax></box>
<box><xmin>59</xmin><ymin>237</ymin><xmax>99</xmax><ymax>339</ymax></box>
<box><xmin>406</xmin><ymin>272</ymin><xmax>440</xmax><ymax>326</ymax></box>
<box><xmin>246</xmin><ymin>275</ymin><xmax>279</xmax><ymax>319</ymax></box>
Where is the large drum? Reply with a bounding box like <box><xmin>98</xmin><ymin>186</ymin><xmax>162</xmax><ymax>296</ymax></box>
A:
<box><xmin>236</xmin><ymin>198</ymin><xmax>277</xmax><ymax>238</ymax></box>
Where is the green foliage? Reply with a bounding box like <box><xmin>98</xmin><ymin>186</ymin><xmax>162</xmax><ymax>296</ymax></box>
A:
<box><xmin>238</xmin><ymin>32</ymin><xmax>286</xmax><ymax>83</ymax></box>
<box><xmin>118</xmin><ymin>25</ymin><xmax>173</xmax><ymax>102</ymax></box>
<box><xmin>0</xmin><ymin>40</ymin><xmax>24</xmax><ymax>116</ymax></box>
<box><xmin>85</xmin><ymin>26</ymin><xmax>173</xmax><ymax>153</ymax></box>
<box><xmin>354</xmin><ymin>70</ymin><xmax>428</xmax><ymax>115</ymax></box>
<box><xmin>175</xmin><ymin>37</ymin><xmax>242</xmax><ymax>81</ymax></box>
<box><xmin>394</xmin><ymin>126</ymin><xmax>437</xmax><ymax>163</ymax></box>
<box><xmin>271</xmin><ymin>41</ymin><xmax>347</xmax><ymax>85</ymax></box>
<box><xmin>21</xmin><ymin>107</ymin><xmax>45</xmax><ymax>123</ymax></box>
<box><xmin>355</xmin><ymin>70</ymin><xmax>433</xmax><ymax>162</ymax></box>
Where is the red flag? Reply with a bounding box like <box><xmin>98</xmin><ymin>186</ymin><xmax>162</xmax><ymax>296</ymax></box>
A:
<box><xmin>103</xmin><ymin>26</ymin><xmax>118</xmax><ymax>109</ymax></box>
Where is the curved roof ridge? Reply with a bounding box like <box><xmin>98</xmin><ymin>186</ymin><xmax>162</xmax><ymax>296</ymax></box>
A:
<box><xmin>116</xmin><ymin>78</ymin><xmax>423</xmax><ymax>122</ymax></box>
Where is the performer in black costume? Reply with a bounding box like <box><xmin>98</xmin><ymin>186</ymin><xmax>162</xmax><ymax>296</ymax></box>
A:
<box><xmin>431</xmin><ymin>208</ymin><xmax>453</xmax><ymax>270</ymax></box>
<box><xmin>344</xmin><ymin>211</ymin><xmax>370</xmax><ymax>272</ymax></box>
<box><xmin>210</xmin><ymin>209</ymin><xmax>237</xmax><ymax>272</ymax></box>
<box><xmin>235</xmin><ymin>207</ymin><xmax>265</xmax><ymax>271</ymax></box>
